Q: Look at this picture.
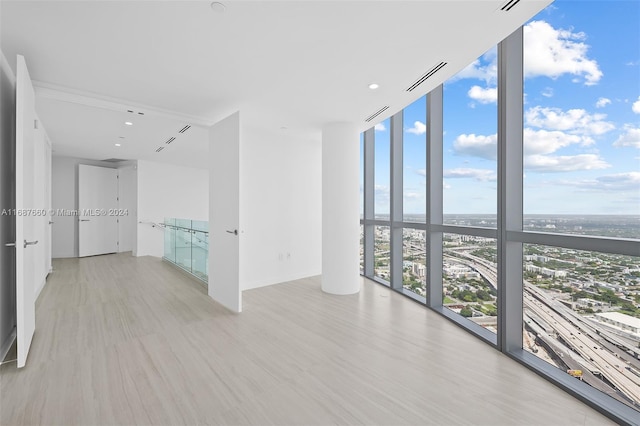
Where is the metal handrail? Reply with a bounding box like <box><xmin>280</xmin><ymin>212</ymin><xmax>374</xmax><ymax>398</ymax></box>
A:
<box><xmin>138</xmin><ymin>221</ymin><xmax>166</xmax><ymax>229</ymax></box>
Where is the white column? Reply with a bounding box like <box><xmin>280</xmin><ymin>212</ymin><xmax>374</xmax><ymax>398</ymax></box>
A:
<box><xmin>322</xmin><ymin>122</ymin><xmax>360</xmax><ymax>295</ymax></box>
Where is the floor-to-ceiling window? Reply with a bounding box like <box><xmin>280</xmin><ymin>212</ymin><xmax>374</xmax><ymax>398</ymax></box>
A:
<box><xmin>402</xmin><ymin>96</ymin><xmax>427</xmax><ymax>298</ymax></box>
<box><xmin>360</xmin><ymin>1</ymin><xmax>639</xmax><ymax>422</ymax></box>
<box><xmin>519</xmin><ymin>0</ymin><xmax>640</xmax><ymax>416</ymax></box>
<box><xmin>441</xmin><ymin>46</ymin><xmax>499</xmax><ymax>334</ymax></box>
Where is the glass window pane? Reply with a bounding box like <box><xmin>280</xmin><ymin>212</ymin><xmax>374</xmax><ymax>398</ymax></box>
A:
<box><xmin>403</xmin><ymin>96</ymin><xmax>427</xmax><ymax>223</ymax></box>
<box><xmin>403</xmin><ymin>228</ymin><xmax>426</xmax><ymax>298</ymax></box>
<box><xmin>360</xmin><ymin>224</ymin><xmax>364</xmax><ymax>275</ymax></box>
<box><xmin>374</xmin><ymin>225</ymin><xmax>390</xmax><ymax>283</ymax></box>
<box><xmin>443</xmin><ymin>46</ymin><xmax>498</xmax><ymax>227</ymax></box>
<box><xmin>443</xmin><ymin>233</ymin><xmax>498</xmax><ymax>333</ymax></box>
<box><xmin>523</xmin><ymin>244</ymin><xmax>640</xmax><ymax>413</ymax></box>
<box><xmin>192</xmin><ymin>230</ymin><xmax>208</xmax><ymax>281</ymax></box>
<box><xmin>175</xmin><ymin>227</ymin><xmax>191</xmax><ymax>272</ymax></box>
<box><xmin>523</xmin><ymin>0</ymin><xmax>640</xmax><ymax>238</ymax></box>
<box><xmin>375</xmin><ymin>118</ymin><xmax>390</xmax><ymax>220</ymax></box>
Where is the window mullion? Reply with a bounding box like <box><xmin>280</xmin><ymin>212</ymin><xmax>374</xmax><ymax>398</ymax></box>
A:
<box><xmin>427</xmin><ymin>85</ymin><xmax>443</xmax><ymax>308</ymax></box>
<box><xmin>363</xmin><ymin>127</ymin><xmax>375</xmax><ymax>278</ymax></box>
<box><xmin>390</xmin><ymin>111</ymin><xmax>404</xmax><ymax>290</ymax></box>
<box><xmin>497</xmin><ymin>26</ymin><xmax>524</xmax><ymax>353</ymax></box>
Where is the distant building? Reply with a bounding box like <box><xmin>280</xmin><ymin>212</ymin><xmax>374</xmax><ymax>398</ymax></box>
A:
<box><xmin>594</xmin><ymin>312</ymin><xmax>640</xmax><ymax>337</ymax></box>
<box><xmin>524</xmin><ymin>263</ymin><xmax>567</xmax><ymax>278</ymax></box>
<box><xmin>412</xmin><ymin>263</ymin><xmax>426</xmax><ymax>278</ymax></box>
<box><xmin>444</xmin><ymin>263</ymin><xmax>480</xmax><ymax>280</ymax></box>
<box><xmin>576</xmin><ymin>298</ymin><xmax>605</xmax><ymax>308</ymax></box>
<box><xmin>524</xmin><ymin>255</ymin><xmax>549</xmax><ymax>263</ymax></box>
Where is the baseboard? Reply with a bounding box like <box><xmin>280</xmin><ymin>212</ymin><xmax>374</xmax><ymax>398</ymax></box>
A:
<box><xmin>242</xmin><ymin>271</ymin><xmax>321</xmax><ymax>291</ymax></box>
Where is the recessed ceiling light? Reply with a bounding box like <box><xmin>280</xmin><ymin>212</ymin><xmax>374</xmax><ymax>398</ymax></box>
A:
<box><xmin>368</xmin><ymin>83</ymin><xmax>379</xmax><ymax>90</ymax></box>
<box><xmin>125</xmin><ymin>121</ymin><xmax>133</xmax><ymax>126</ymax></box>
<box><xmin>115</xmin><ymin>143</ymin><xmax>121</xmax><ymax>147</ymax></box>
<box><xmin>210</xmin><ymin>2</ymin><xmax>226</xmax><ymax>13</ymax></box>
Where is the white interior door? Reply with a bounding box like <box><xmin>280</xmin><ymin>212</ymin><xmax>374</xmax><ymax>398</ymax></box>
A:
<box><xmin>209</xmin><ymin>112</ymin><xmax>241</xmax><ymax>312</ymax></box>
<box><xmin>32</xmin><ymin>113</ymin><xmax>47</xmax><ymax>298</ymax></box>
<box><xmin>78</xmin><ymin>165</ymin><xmax>118</xmax><ymax>257</ymax></box>
<box><xmin>44</xmin><ymin>135</ymin><xmax>52</xmax><ymax>274</ymax></box>
<box><xmin>15</xmin><ymin>55</ymin><xmax>37</xmax><ymax>368</ymax></box>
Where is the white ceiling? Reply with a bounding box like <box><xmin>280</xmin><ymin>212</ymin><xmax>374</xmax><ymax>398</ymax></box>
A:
<box><xmin>0</xmin><ymin>0</ymin><xmax>551</xmax><ymax>168</ymax></box>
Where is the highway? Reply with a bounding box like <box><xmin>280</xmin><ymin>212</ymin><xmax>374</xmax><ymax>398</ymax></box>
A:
<box><xmin>443</xmin><ymin>249</ymin><xmax>640</xmax><ymax>409</ymax></box>
<box><xmin>525</xmin><ymin>289</ymin><xmax>640</xmax><ymax>407</ymax></box>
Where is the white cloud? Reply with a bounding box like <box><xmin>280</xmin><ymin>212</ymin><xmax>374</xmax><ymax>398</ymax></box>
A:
<box><xmin>452</xmin><ymin>124</ymin><xmax>616</xmax><ymax>173</ymax></box>
<box><xmin>596</xmin><ymin>172</ymin><xmax>640</xmax><ymax>188</ymax></box>
<box><xmin>374</xmin><ymin>185</ymin><xmax>390</xmax><ymax>208</ymax></box>
<box><xmin>450</xmin><ymin>47</ymin><xmax>498</xmax><ymax>84</ymax></box>
<box><xmin>542</xmin><ymin>87</ymin><xmax>554</xmax><ymax>98</ymax></box>
<box><xmin>523</xmin><ymin>128</ymin><xmax>585</xmax><ymax>155</ymax></box>
<box><xmin>467</xmin><ymin>86</ymin><xmax>497</xmax><ymax>104</ymax></box>
<box><xmin>613</xmin><ymin>125</ymin><xmax>640</xmax><ymax>148</ymax></box>
<box><xmin>524</xmin><ymin>20</ymin><xmax>602</xmax><ymax>85</ymax></box>
<box><xmin>632</xmin><ymin>96</ymin><xmax>640</xmax><ymax>114</ymax></box>
<box><xmin>374</xmin><ymin>123</ymin><xmax>386</xmax><ymax>132</ymax></box>
<box><xmin>555</xmin><ymin>172</ymin><xmax>640</xmax><ymax>192</ymax></box>
<box><xmin>525</xmin><ymin>154</ymin><xmax>610</xmax><ymax>172</ymax></box>
<box><xmin>595</xmin><ymin>97</ymin><xmax>611</xmax><ymax>108</ymax></box>
<box><xmin>406</xmin><ymin>121</ymin><xmax>426</xmax><ymax>135</ymax></box>
<box><xmin>453</xmin><ymin>133</ymin><xmax>497</xmax><ymax>160</ymax></box>
<box><xmin>416</xmin><ymin>169</ymin><xmax>426</xmax><ymax>177</ymax></box>
<box><xmin>403</xmin><ymin>192</ymin><xmax>423</xmax><ymax>200</ymax></box>
<box><xmin>443</xmin><ymin>168</ymin><xmax>496</xmax><ymax>182</ymax></box>
<box><xmin>525</xmin><ymin>106</ymin><xmax>614</xmax><ymax>136</ymax></box>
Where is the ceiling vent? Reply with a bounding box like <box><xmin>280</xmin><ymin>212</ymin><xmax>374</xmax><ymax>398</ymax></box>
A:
<box><xmin>101</xmin><ymin>158</ymin><xmax>127</xmax><ymax>163</ymax></box>
<box><xmin>499</xmin><ymin>0</ymin><xmax>521</xmax><ymax>11</ymax></box>
<box><xmin>178</xmin><ymin>125</ymin><xmax>191</xmax><ymax>133</ymax></box>
<box><xmin>365</xmin><ymin>106</ymin><xmax>389</xmax><ymax>122</ymax></box>
<box><xmin>155</xmin><ymin>146</ymin><xmax>164</xmax><ymax>153</ymax></box>
<box><xmin>406</xmin><ymin>62</ymin><xmax>447</xmax><ymax>92</ymax></box>
<box><xmin>165</xmin><ymin>137</ymin><xmax>176</xmax><ymax>144</ymax></box>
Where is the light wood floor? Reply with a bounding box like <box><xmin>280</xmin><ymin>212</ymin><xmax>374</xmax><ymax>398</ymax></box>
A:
<box><xmin>0</xmin><ymin>253</ymin><xmax>614</xmax><ymax>425</ymax></box>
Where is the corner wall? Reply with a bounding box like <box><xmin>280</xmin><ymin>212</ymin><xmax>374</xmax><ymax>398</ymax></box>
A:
<box><xmin>136</xmin><ymin>160</ymin><xmax>208</xmax><ymax>258</ymax></box>
<box><xmin>239</xmin><ymin>127</ymin><xmax>321</xmax><ymax>290</ymax></box>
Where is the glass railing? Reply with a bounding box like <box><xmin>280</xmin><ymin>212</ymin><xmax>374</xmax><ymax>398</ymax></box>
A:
<box><xmin>163</xmin><ymin>218</ymin><xmax>208</xmax><ymax>283</ymax></box>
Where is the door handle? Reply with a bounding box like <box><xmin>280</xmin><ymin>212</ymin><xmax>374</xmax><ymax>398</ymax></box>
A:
<box><xmin>226</xmin><ymin>229</ymin><xmax>238</xmax><ymax>235</ymax></box>
<box><xmin>24</xmin><ymin>240</ymin><xmax>38</xmax><ymax>248</ymax></box>
<box><xmin>48</xmin><ymin>221</ymin><xmax>54</xmax><ymax>225</ymax></box>
<box><xmin>4</xmin><ymin>242</ymin><xmax>15</xmax><ymax>247</ymax></box>
<box><xmin>80</xmin><ymin>219</ymin><xmax>90</xmax><ymax>222</ymax></box>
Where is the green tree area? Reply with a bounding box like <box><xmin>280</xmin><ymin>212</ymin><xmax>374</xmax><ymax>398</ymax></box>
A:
<box><xmin>447</xmin><ymin>288</ymin><xmax>497</xmax><ymax>316</ymax></box>
<box><xmin>460</xmin><ymin>306</ymin><xmax>473</xmax><ymax>317</ymax></box>
<box><xmin>573</xmin><ymin>288</ymin><xmax>640</xmax><ymax>318</ymax></box>
<box><xmin>403</xmin><ymin>277</ymin><xmax>425</xmax><ymax>293</ymax></box>
<box><xmin>471</xmin><ymin>247</ymin><xmax>497</xmax><ymax>263</ymax></box>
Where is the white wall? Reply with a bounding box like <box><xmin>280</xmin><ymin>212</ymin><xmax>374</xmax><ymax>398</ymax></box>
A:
<box><xmin>239</xmin><ymin>126</ymin><xmax>322</xmax><ymax>290</ymax></box>
<box><xmin>51</xmin><ymin>156</ymin><xmax>118</xmax><ymax>258</ymax></box>
<box><xmin>136</xmin><ymin>160</ymin><xmax>208</xmax><ymax>258</ymax></box>
<box><xmin>118</xmin><ymin>165</ymin><xmax>137</xmax><ymax>253</ymax></box>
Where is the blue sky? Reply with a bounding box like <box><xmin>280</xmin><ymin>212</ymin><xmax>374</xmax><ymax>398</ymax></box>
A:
<box><xmin>368</xmin><ymin>0</ymin><xmax>640</xmax><ymax>217</ymax></box>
